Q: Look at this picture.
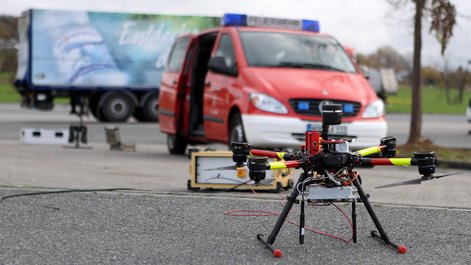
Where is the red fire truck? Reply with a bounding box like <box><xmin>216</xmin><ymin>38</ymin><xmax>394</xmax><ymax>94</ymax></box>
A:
<box><xmin>159</xmin><ymin>14</ymin><xmax>386</xmax><ymax>154</ymax></box>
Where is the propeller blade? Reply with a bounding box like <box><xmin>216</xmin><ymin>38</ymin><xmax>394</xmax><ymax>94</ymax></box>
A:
<box><xmin>375</xmin><ymin>178</ymin><xmax>422</xmax><ymax>189</ymax></box>
<box><xmin>205</xmin><ymin>165</ymin><xmax>241</xmax><ymax>171</ymax></box>
<box><xmin>432</xmin><ymin>171</ymin><xmax>469</xmax><ymax>180</ymax></box>
<box><xmin>376</xmin><ymin>171</ymin><xmax>470</xmax><ymax>189</ymax></box>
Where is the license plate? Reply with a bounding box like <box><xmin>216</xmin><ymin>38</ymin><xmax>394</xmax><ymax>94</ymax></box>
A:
<box><xmin>306</xmin><ymin>124</ymin><xmax>347</xmax><ymax>135</ymax></box>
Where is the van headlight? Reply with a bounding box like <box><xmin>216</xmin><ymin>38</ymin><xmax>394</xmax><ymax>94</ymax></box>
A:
<box><xmin>250</xmin><ymin>93</ymin><xmax>288</xmax><ymax>114</ymax></box>
<box><xmin>362</xmin><ymin>99</ymin><xmax>385</xmax><ymax>118</ymax></box>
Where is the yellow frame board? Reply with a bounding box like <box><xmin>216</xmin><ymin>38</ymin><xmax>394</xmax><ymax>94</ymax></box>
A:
<box><xmin>189</xmin><ymin>151</ymin><xmax>293</xmax><ymax>192</ymax></box>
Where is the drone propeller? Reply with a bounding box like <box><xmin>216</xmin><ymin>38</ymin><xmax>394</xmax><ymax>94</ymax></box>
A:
<box><xmin>205</xmin><ymin>165</ymin><xmax>243</xmax><ymax>171</ymax></box>
<box><xmin>375</xmin><ymin>171</ymin><xmax>468</xmax><ymax>189</ymax></box>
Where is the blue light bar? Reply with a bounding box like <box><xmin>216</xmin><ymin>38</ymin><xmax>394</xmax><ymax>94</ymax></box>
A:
<box><xmin>302</xmin><ymin>20</ymin><xmax>320</xmax><ymax>33</ymax></box>
<box><xmin>222</xmin><ymin>13</ymin><xmax>247</xmax><ymax>27</ymax></box>
<box><xmin>222</xmin><ymin>13</ymin><xmax>320</xmax><ymax>32</ymax></box>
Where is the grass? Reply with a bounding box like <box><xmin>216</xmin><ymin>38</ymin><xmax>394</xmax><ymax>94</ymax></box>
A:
<box><xmin>386</xmin><ymin>86</ymin><xmax>471</xmax><ymax>114</ymax></box>
<box><xmin>395</xmin><ymin>139</ymin><xmax>471</xmax><ymax>164</ymax></box>
<box><xmin>0</xmin><ymin>71</ymin><xmax>67</xmax><ymax>104</ymax></box>
<box><xmin>386</xmin><ymin>86</ymin><xmax>471</xmax><ymax>163</ymax></box>
<box><xmin>0</xmin><ymin>72</ymin><xmax>20</xmax><ymax>102</ymax></box>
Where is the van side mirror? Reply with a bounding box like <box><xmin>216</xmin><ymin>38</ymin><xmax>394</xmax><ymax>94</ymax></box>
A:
<box><xmin>359</xmin><ymin>65</ymin><xmax>370</xmax><ymax>80</ymax></box>
<box><xmin>208</xmin><ymin>56</ymin><xmax>238</xmax><ymax>76</ymax></box>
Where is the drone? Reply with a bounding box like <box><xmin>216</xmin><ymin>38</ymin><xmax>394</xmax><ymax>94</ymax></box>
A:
<box><xmin>216</xmin><ymin>104</ymin><xmax>455</xmax><ymax>258</ymax></box>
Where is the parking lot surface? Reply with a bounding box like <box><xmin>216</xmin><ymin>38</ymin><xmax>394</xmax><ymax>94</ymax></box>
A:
<box><xmin>0</xmin><ymin>104</ymin><xmax>470</xmax><ymax>264</ymax></box>
<box><xmin>0</xmin><ymin>189</ymin><xmax>470</xmax><ymax>264</ymax></box>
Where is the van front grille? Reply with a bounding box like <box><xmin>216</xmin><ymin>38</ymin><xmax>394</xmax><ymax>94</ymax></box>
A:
<box><xmin>289</xmin><ymin>99</ymin><xmax>361</xmax><ymax>117</ymax></box>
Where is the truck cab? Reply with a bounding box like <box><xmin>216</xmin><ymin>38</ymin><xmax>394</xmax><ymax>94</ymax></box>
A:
<box><xmin>159</xmin><ymin>14</ymin><xmax>387</xmax><ymax>154</ymax></box>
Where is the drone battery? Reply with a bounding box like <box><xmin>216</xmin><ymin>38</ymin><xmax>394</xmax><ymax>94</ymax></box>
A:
<box><xmin>306</xmin><ymin>186</ymin><xmax>356</xmax><ymax>202</ymax></box>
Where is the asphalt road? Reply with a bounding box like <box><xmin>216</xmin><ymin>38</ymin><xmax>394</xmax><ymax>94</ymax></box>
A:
<box><xmin>0</xmin><ymin>103</ymin><xmax>471</xmax><ymax>264</ymax></box>
<box><xmin>1</xmin><ymin>103</ymin><xmax>471</xmax><ymax>148</ymax></box>
<box><xmin>0</xmin><ymin>191</ymin><xmax>469</xmax><ymax>264</ymax></box>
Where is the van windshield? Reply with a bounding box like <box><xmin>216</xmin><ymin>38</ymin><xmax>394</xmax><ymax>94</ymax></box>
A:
<box><xmin>239</xmin><ymin>31</ymin><xmax>357</xmax><ymax>73</ymax></box>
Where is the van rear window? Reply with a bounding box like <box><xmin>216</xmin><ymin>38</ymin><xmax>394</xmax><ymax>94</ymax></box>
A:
<box><xmin>166</xmin><ymin>37</ymin><xmax>190</xmax><ymax>72</ymax></box>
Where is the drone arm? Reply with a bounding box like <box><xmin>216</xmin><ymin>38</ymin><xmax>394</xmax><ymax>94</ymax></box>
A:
<box><xmin>250</xmin><ymin>149</ymin><xmax>295</xmax><ymax>161</ymax></box>
<box><xmin>355</xmin><ymin>136</ymin><xmax>397</xmax><ymax>157</ymax></box>
<box><xmin>247</xmin><ymin>158</ymin><xmax>301</xmax><ymax>182</ymax></box>
<box><xmin>361</xmin><ymin>157</ymin><xmax>413</xmax><ymax>166</ymax></box>
<box><xmin>268</xmin><ymin>160</ymin><xmax>301</xmax><ymax>169</ymax></box>
<box><xmin>355</xmin><ymin>146</ymin><xmax>385</xmax><ymax>157</ymax></box>
<box><xmin>361</xmin><ymin>157</ymin><xmax>437</xmax><ymax>167</ymax></box>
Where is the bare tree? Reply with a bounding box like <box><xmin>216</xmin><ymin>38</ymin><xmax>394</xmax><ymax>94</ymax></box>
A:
<box><xmin>408</xmin><ymin>0</ymin><xmax>424</xmax><ymax>145</ymax></box>
<box><xmin>388</xmin><ymin>0</ymin><xmax>456</xmax><ymax>145</ymax></box>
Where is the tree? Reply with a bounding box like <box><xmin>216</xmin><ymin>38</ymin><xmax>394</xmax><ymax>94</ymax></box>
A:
<box><xmin>422</xmin><ymin>66</ymin><xmax>442</xmax><ymax>87</ymax></box>
<box><xmin>388</xmin><ymin>0</ymin><xmax>456</xmax><ymax>146</ymax></box>
<box><xmin>0</xmin><ymin>15</ymin><xmax>18</xmax><ymax>72</ymax></box>
<box><xmin>360</xmin><ymin>46</ymin><xmax>410</xmax><ymax>73</ymax></box>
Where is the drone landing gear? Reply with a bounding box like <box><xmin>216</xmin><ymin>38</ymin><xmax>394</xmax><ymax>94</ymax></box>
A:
<box><xmin>352</xmin><ymin>178</ymin><xmax>407</xmax><ymax>254</ymax></box>
<box><xmin>257</xmin><ymin>172</ymin><xmax>309</xmax><ymax>258</ymax></box>
<box><xmin>257</xmin><ymin>173</ymin><xmax>407</xmax><ymax>258</ymax></box>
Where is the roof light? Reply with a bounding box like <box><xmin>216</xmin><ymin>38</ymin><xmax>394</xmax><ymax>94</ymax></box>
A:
<box><xmin>222</xmin><ymin>13</ymin><xmax>247</xmax><ymax>27</ymax></box>
<box><xmin>222</xmin><ymin>13</ymin><xmax>320</xmax><ymax>32</ymax></box>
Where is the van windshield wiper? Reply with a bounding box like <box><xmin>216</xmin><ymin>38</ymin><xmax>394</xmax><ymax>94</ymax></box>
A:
<box><xmin>276</xmin><ymin>62</ymin><xmax>346</xmax><ymax>72</ymax></box>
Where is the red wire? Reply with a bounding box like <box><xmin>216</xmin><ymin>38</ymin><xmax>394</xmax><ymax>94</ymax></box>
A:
<box><xmin>224</xmin><ymin>202</ymin><xmax>354</xmax><ymax>243</ymax></box>
<box><xmin>288</xmin><ymin>203</ymin><xmax>353</xmax><ymax>243</ymax></box>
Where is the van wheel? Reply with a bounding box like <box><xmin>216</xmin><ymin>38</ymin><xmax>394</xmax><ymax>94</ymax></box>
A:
<box><xmin>167</xmin><ymin>133</ymin><xmax>188</xmax><ymax>155</ymax></box>
<box><xmin>102</xmin><ymin>93</ymin><xmax>134</xmax><ymax>122</ymax></box>
<box><xmin>229</xmin><ymin>113</ymin><xmax>247</xmax><ymax>148</ymax></box>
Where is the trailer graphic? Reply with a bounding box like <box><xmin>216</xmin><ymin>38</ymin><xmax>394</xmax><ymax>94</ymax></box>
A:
<box><xmin>15</xmin><ymin>9</ymin><xmax>219</xmax><ymax>122</ymax></box>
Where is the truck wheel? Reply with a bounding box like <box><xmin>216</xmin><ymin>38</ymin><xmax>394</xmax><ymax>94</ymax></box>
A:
<box><xmin>141</xmin><ymin>94</ymin><xmax>159</xmax><ymax>122</ymax></box>
<box><xmin>88</xmin><ymin>97</ymin><xmax>103</xmax><ymax>121</ymax></box>
<box><xmin>229</xmin><ymin>113</ymin><xmax>247</xmax><ymax>148</ymax></box>
<box><xmin>102</xmin><ymin>93</ymin><xmax>134</xmax><ymax>122</ymax></box>
<box><xmin>132</xmin><ymin>108</ymin><xmax>146</xmax><ymax>122</ymax></box>
<box><xmin>167</xmin><ymin>134</ymin><xmax>188</xmax><ymax>155</ymax></box>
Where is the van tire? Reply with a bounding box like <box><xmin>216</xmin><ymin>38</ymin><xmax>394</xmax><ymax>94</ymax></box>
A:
<box><xmin>167</xmin><ymin>133</ymin><xmax>187</xmax><ymax>155</ymax></box>
<box><xmin>229</xmin><ymin>113</ymin><xmax>247</xmax><ymax>148</ymax></box>
<box><xmin>101</xmin><ymin>93</ymin><xmax>134</xmax><ymax>122</ymax></box>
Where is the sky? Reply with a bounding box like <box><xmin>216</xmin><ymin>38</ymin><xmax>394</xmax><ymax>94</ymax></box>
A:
<box><xmin>2</xmin><ymin>0</ymin><xmax>471</xmax><ymax>69</ymax></box>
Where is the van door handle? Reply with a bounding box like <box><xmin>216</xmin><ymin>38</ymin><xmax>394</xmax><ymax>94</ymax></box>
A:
<box><xmin>205</xmin><ymin>81</ymin><xmax>211</xmax><ymax>87</ymax></box>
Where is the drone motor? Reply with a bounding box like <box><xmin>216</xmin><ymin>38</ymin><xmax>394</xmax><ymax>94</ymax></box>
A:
<box><xmin>414</xmin><ymin>151</ymin><xmax>437</xmax><ymax>176</ymax></box>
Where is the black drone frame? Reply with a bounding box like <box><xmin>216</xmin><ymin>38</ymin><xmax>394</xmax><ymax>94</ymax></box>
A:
<box><xmin>230</xmin><ymin>104</ymin><xmax>437</xmax><ymax>258</ymax></box>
